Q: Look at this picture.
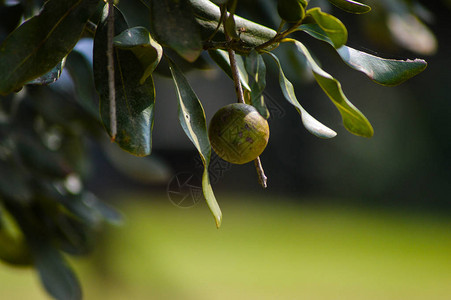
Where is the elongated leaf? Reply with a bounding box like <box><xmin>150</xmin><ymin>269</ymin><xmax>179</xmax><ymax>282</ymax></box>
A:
<box><xmin>65</xmin><ymin>50</ymin><xmax>98</xmax><ymax>117</ymax></box>
<box><xmin>265</xmin><ymin>51</ymin><xmax>337</xmax><ymax>139</ymax></box>
<box><xmin>301</xmin><ymin>24</ymin><xmax>428</xmax><ymax>86</ymax></box>
<box><xmin>27</xmin><ymin>58</ymin><xmax>66</xmax><ymax>86</ymax></box>
<box><xmin>328</xmin><ymin>0</ymin><xmax>371</xmax><ymax>14</ymax></box>
<box><xmin>0</xmin><ymin>0</ymin><xmax>101</xmax><ymax>95</ymax></box>
<box><xmin>113</xmin><ymin>26</ymin><xmax>163</xmax><ymax>85</ymax></box>
<box><xmin>167</xmin><ymin>57</ymin><xmax>222</xmax><ymax>228</ymax></box>
<box><xmin>292</xmin><ymin>40</ymin><xmax>373</xmax><ymax>137</ymax></box>
<box><xmin>148</xmin><ymin>0</ymin><xmax>202</xmax><ymax>62</ymax></box>
<box><xmin>245</xmin><ymin>50</ymin><xmax>269</xmax><ymax>119</ymax></box>
<box><xmin>306</xmin><ymin>7</ymin><xmax>347</xmax><ymax>48</ymax></box>
<box><xmin>93</xmin><ymin>5</ymin><xmax>156</xmax><ymax>156</ymax></box>
<box><xmin>208</xmin><ymin>49</ymin><xmax>251</xmax><ymax>92</ymax></box>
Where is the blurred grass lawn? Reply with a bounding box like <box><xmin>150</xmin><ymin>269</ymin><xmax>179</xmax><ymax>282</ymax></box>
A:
<box><xmin>1</xmin><ymin>193</ymin><xmax>451</xmax><ymax>300</ymax></box>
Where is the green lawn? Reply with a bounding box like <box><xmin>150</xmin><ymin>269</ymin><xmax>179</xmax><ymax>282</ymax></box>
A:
<box><xmin>1</xmin><ymin>194</ymin><xmax>451</xmax><ymax>299</ymax></box>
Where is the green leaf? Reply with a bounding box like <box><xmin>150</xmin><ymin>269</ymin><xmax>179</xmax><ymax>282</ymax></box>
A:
<box><xmin>65</xmin><ymin>50</ymin><xmax>99</xmax><ymax>117</ymax></box>
<box><xmin>208</xmin><ymin>49</ymin><xmax>251</xmax><ymax>92</ymax></box>
<box><xmin>0</xmin><ymin>0</ymin><xmax>101</xmax><ymax>95</ymax></box>
<box><xmin>301</xmin><ymin>24</ymin><xmax>428</xmax><ymax>86</ymax></box>
<box><xmin>113</xmin><ymin>26</ymin><xmax>163</xmax><ymax>85</ymax></box>
<box><xmin>93</xmin><ymin>5</ymin><xmax>156</xmax><ymax>157</ymax></box>
<box><xmin>27</xmin><ymin>58</ymin><xmax>66</xmax><ymax>86</ymax></box>
<box><xmin>291</xmin><ymin>40</ymin><xmax>374</xmax><ymax>137</ymax></box>
<box><xmin>328</xmin><ymin>0</ymin><xmax>371</xmax><ymax>14</ymax></box>
<box><xmin>306</xmin><ymin>7</ymin><xmax>347</xmax><ymax>48</ymax></box>
<box><xmin>245</xmin><ymin>50</ymin><xmax>269</xmax><ymax>119</ymax></box>
<box><xmin>265</xmin><ymin>51</ymin><xmax>337</xmax><ymax>139</ymax></box>
<box><xmin>148</xmin><ymin>0</ymin><xmax>202</xmax><ymax>62</ymax></box>
<box><xmin>167</xmin><ymin>57</ymin><xmax>222</xmax><ymax>228</ymax></box>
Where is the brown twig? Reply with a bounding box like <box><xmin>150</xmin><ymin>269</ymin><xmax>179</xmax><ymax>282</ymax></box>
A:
<box><xmin>107</xmin><ymin>0</ymin><xmax>117</xmax><ymax>141</ymax></box>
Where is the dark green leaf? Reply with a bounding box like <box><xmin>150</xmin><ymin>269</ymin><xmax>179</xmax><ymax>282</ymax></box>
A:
<box><xmin>65</xmin><ymin>50</ymin><xmax>98</xmax><ymax>117</ymax></box>
<box><xmin>113</xmin><ymin>26</ymin><xmax>163</xmax><ymax>84</ymax></box>
<box><xmin>94</xmin><ymin>5</ymin><xmax>156</xmax><ymax>156</ymax></box>
<box><xmin>208</xmin><ymin>49</ymin><xmax>251</xmax><ymax>92</ymax></box>
<box><xmin>27</xmin><ymin>58</ymin><xmax>66</xmax><ymax>86</ymax></box>
<box><xmin>292</xmin><ymin>40</ymin><xmax>373</xmax><ymax>137</ymax></box>
<box><xmin>0</xmin><ymin>160</ymin><xmax>32</xmax><ymax>204</ymax></box>
<box><xmin>148</xmin><ymin>0</ymin><xmax>202</xmax><ymax>62</ymax></box>
<box><xmin>301</xmin><ymin>24</ymin><xmax>428</xmax><ymax>86</ymax></box>
<box><xmin>328</xmin><ymin>0</ymin><xmax>371</xmax><ymax>14</ymax></box>
<box><xmin>0</xmin><ymin>0</ymin><xmax>101</xmax><ymax>95</ymax></box>
<box><xmin>167</xmin><ymin>57</ymin><xmax>222</xmax><ymax>228</ymax></box>
<box><xmin>265</xmin><ymin>51</ymin><xmax>337</xmax><ymax>139</ymax></box>
<box><xmin>245</xmin><ymin>50</ymin><xmax>269</xmax><ymax>119</ymax></box>
<box><xmin>306</xmin><ymin>7</ymin><xmax>347</xmax><ymax>48</ymax></box>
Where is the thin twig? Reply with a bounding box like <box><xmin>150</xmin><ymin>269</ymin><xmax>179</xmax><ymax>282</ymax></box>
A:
<box><xmin>107</xmin><ymin>0</ymin><xmax>117</xmax><ymax>141</ymax></box>
<box><xmin>224</xmin><ymin>11</ymin><xmax>267</xmax><ymax>189</ymax></box>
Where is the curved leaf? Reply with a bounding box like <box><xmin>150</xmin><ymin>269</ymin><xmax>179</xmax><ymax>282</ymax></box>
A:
<box><xmin>245</xmin><ymin>50</ymin><xmax>269</xmax><ymax>119</ymax></box>
<box><xmin>265</xmin><ymin>51</ymin><xmax>337</xmax><ymax>139</ymax></box>
<box><xmin>167</xmin><ymin>57</ymin><xmax>222</xmax><ymax>228</ymax></box>
<box><xmin>208</xmin><ymin>49</ymin><xmax>251</xmax><ymax>92</ymax></box>
<box><xmin>291</xmin><ymin>40</ymin><xmax>374</xmax><ymax>137</ymax></box>
<box><xmin>328</xmin><ymin>0</ymin><xmax>371</xmax><ymax>14</ymax></box>
<box><xmin>301</xmin><ymin>24</ymin><xmax>428</xmax><ymax>86</ymax></box>
<box><xmin>0</xmin><ymin>0</ymin><xmax>101</xmax><ymax>95</ymax></box>
<box><xmin>27</xmin><ymin>58</ymin><xmax>66</xmax><ymax>86</ymax></box>
<box><xmin>306</xmin><ymin>7</ymin><xmax>347</xmax><ymax>48</ymax></box>
<box><xmin>148</xmin><ymin>0</ymin><xmax>202</xmax><ymax>62</ymax></box>
<box><xmin>94</xmin><ymin>5</ymin><xmax>156</xmax><ymax>156</ymax></box>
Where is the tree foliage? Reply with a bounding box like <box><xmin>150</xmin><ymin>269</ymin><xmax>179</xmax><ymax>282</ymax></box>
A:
<box><xmin>0</xmin><ymin>0</ymin><xmax>430</xmax><ymax>298</ymax></box>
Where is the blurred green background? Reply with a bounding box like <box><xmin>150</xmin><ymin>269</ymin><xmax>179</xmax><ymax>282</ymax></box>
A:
<box><xmin>1</xmin><ymin>0</ymin><xmax>451</xmax><ymax>299</ymax></box>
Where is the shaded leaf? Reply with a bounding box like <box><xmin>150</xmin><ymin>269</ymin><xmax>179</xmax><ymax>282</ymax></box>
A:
<box><xmin>306</xmin><ymin>7</ymin><xmax>347</xmax><ymax>48</ymax></box>
<box><xmin>27</xmin><ymin>58</ymin><xmax>66</xmax><ymax>86</ymax></box>
<box><xmin>167</xmin><ymin>57</ymin><xmax>222</xmax><ymax>228</ymax></box>
<box><xmin>292</xmin><ymin>40</ymin><xmax>373</xmax><ymax>137</ymax></box>
<box><xmin>265</xmin><ymin>51</ymin><xmax>337</xmax><ymax>139</ymax></box>
<box><xmin>113</xmin><ymin>26</ymin><xmax>163</xmax><ymax>84</ymax></box>
<box><xmin>93</xmin><ymin>4</ymin><xmax>156</xmax><ymax>156</ymax></box>
<box><xmin>245</xmin><ymin>50</ymin><xmax>269</xmax><ymax>119</ymax></box>
<box><xmin>328</xmin><ymin>0</ymin><xmax>371</xmax><ymax>14</ymax></box>
<box><xmin>301</xmin><ymin>24</ymin><xmax>427</xmax><ymax>86</ymax></box>
<box><xmin>208</xmin><ymin>49</ymin><xmax>251</xmax><ymax>92</ymax></box>
<box><xmin>0</xmin><ymin>0</ymin><xmax>101</xmax><ymax>95</ymax></box>
<box><xmin>148</xmin><ymin>0</ymin><xmax>202</xmax><ymax>62</ymax></box>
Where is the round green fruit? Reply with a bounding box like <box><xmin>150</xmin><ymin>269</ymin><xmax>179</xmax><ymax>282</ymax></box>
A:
<box><xmin>208</xmin><ymin>103</ymin><xmax>269</xmax><ymax>165</ymax></box>
<box><xmin>277</xmin><ymin>0</ymin><xmax>306</xmax><ymax>23</ymax></box>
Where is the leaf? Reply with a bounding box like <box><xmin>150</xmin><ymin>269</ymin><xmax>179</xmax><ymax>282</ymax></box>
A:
<box><xmin>113</xmin><ymin>26</ymin><xmax>163</xmax><ymax>85</ymax></box>
<box><xmin>291</xmin><ymin>40</ymin><xmax>374</xmax><ymax>137</ymax></box>
<box><xmin>93</xmin><ymin>5</ymin><xmax>156</xmax><ymax>156</ymax></box>
<box><xmin>65</xmin><ymin>50</ymin><xmax>99</xmax><ymax>117</ymax></box>
<box><xmin>306</xmin><ymin>7</ymin><xmax>347</xmax><ymax>48</ymax></box>
<box><xmin>148</xmin><ymin>0</ymin><xmax>202</xmax><ymax>62</ymax></box>
<box><xmin>265</xmin><ymin>51</ymin><xmax>337</xmax><ymax>139</ymax></box>
<box><xmin>245</xmin><ymin>50</ymin><xmax>269</xmax><ymax>119</ymax></box>
<box><xmin>327</xmin><ymin>0</ymin><xmax>371</xmax><ymax>14</ymax></box>
<box><xmin>208</xmin><ymin>49</ymin><xmax>251</xmax><ymax>92</ymax></box>
<box><xmin>0</xmin><ymin>0</ymin><xmax>101</xmax><ymax>95</ymax></box>
<box><xmin>27</xmin><ymin>58</ymin><xmax>66</xmax><ymax>86</ymax></box>
<box><xmin>301</xmin><ymin>24</ymin><xmax>428</xmax><ymax>86</ymax></box>
<box><xmin>167</xmin><ymin>57</ymin><xmax>222</xmax><ymax>228</ymax></box>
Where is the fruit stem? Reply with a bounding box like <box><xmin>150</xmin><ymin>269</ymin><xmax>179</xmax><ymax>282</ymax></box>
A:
<box><xmin>254</xmin><ymin>157</ymin><xmax>267</xmax><ymax>188</ymax></box>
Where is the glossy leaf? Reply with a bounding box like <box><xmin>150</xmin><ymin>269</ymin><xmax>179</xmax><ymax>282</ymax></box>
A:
<box><xmin>27</xmin><ymin>58</ymin><xmax>66</xmax><ymax>86</ymax></box>
<box><xmin>328</xmin><ymin>0</ymin><xmax>371</xmax><ymax>14</ymax></box>
<box><xmin>301</xmin><ymin>24</ymin><xmax>428</xmax><ymax>86</ymax></box>
<box><xmin>94</xmin><ymin>5</ymin><xmax>156</xmax><ymax>156</ymax></box>
<box><xmin>292</xmin><ymin>40</ymin><xmax>373</xmax><ymax>137</ymax></box>
<box><xmin>245</xmin><ymin>50</ymin><xmax>269</xmax><ymax>119</ymax></box>
<box><xmin>148</xmin><ymin>0</ymin><xmax>202</xmax><ymax>62</ymax></box>
<box><xmin>0</xmin><ymin>0</ymin><xmax>101</xmax><ymax>95</ymax></box>
<box><xmin>167</xmin><ymin>57</ymin><xmax>222</xmax><ymax>228</ymax></box>
<box><xmin>113</xmin><ymin>26</ymin><xmax>163</xmax><ymax>85</ymax></box>
<box><xmin>208</xmin><ymin>49</ymin><xmax>252</xmax><ymax>92</ymax></box>
<box><xmin>265</xmin><ymin>51</ymin><xmax>337</xmax><ymax>139</ymax></box>
<box><xmin>306</xmin><ymin>7</ymin><xmax>347</xmax><ymax>48</ymax></box>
